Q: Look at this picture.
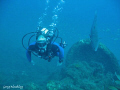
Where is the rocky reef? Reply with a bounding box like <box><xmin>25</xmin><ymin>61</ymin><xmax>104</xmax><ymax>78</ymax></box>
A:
<box><xmin>46</xmin><ymin>39</ymin><xmax>120</xmax><ymax>90</ymax></box>
<box><xmin>46</xmin><ymin>61</ymin><xmax>114</xmax><ymax>90</ymax></box>
<box><xmin>66</xmin><ymin>39</ymin><xmax>120</xmax><ymax>74</ymax></box>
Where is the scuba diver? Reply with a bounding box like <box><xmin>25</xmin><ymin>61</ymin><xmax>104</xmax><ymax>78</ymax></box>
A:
<box><xmin>22</xmin><ymin>26</ymin><xmax>67</xmax><ymax>65</ymax></box>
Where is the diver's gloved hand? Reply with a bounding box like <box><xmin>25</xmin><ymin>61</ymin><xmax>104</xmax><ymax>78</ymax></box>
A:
<box><xmin>63</xmin><ymin>41</ymin><xmax>67</xmax><ymax>48</ymax></box>
<box><xmin>31</xmin><ymin>60</ymin><xmax>35</xmax><ymax>65</ymax></box>
<box><xmin>57</xmin><ymin>59</ymin><xmax>63</xmax><ymax>66</ymax></box>
<box><xmin>60</xmin><ymin>41</ymin><xmax>67</xmax><ymax>48</ymax></box>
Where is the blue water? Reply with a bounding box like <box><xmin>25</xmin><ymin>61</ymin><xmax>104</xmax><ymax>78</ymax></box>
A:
<box><xmin>0</xmin><ymin>0</ymin><xmax>120</xmax><ymax>89</ymax></box>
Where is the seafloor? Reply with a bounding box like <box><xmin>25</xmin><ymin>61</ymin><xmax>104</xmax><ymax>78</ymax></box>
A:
<box><xmin>0</xmin><ymin>39</ymin><xmax>120</xmax><ymax>90</ymax></box>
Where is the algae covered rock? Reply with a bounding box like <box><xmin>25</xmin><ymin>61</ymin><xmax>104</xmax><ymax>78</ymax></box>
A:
<box><xmin>46</xmin><ymin>61</ymin><xmax>113</xmax><ymax>90</ymax></box>
<box><xmin>46</xmin><ymin>39</ymin><xmax>120</xmax><ymax>90</ymax></box>
<box><xmin>66</xmin><ymin>39</ymin><xmax>120</xmax><ymax>74</ymax></box>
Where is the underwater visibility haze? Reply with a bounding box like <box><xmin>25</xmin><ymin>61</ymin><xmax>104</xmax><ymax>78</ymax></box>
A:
<box><xmin>0</xmin><ymin>0</ymin><xmax>120</xmax><ymax>89</ymax></box>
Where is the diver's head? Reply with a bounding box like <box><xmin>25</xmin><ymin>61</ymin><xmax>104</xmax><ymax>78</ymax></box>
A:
<box><xmin>36</xmin><ymin>27</ymin><xmax>55</xmax><ymax>43</ymax></box>
<box><xmin>36</xmin><ymin>35</ymin><xmax>47</xmax><ymax>48</ymax></box>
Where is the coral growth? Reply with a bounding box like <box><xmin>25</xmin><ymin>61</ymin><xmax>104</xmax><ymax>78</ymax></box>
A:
<box><xmin>46</xmin><ymin>39</ymin><xmax>120</xmax><ymax>90</ymax></box>
<box><xmin>66</xmin><ymin>39</ymin><xmax>120</xmax><ymax>74</ymax></box>
<box><xmin>46</xmin><ymin>61</ymin><xmax>114</xmax><ymax>90</ymax></box>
